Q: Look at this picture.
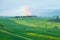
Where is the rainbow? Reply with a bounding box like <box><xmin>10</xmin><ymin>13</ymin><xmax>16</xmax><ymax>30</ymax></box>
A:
<box><xmin>22</xmin><ymin>5</ymin><xmax>31</xmax><ymax>16</ymax></box>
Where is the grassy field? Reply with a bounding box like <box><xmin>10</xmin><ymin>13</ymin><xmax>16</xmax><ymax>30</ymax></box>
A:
<box><xmin>0</xmin><ymin>17</ymin><xmax>60</xmax><ymax>40</ymax></box>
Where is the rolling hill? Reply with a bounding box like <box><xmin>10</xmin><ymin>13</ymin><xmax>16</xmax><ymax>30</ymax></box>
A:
<box><xmin>0</xmin><ymin>17</ymin><xmax>60</xmax><ymax>40</ymax></box>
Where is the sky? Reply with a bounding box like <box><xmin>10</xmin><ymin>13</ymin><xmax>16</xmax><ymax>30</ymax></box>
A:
<box><xmin>0</xmin><ymin>0</ymin><xmax>60</xmax><ymax>16</ymax></box>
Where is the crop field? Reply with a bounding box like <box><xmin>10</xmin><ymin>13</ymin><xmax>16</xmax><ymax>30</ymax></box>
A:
<box><xmin>0</xmin><ymin>17</ymin><xmax>60</xmax><ymax>40</ymax></box>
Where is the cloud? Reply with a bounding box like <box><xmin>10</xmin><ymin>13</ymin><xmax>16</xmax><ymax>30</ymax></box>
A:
<box><xmin>0</xmin><ymin>6</ymin><xmax>25</xmax><ymax>16</ymax></box>
<box><xmin>1</xmin><ymin>0</ymin><xmax>21</xmax><ymax>9</ymax></box>
<box><xmin>0</xmin><ymin>5</ymin><xmax>32</xmax><ymax>16</ymax></box>
<box><xmin>0</xmin><ymin>0</ymin><xmax>60</xmax><ymax>16</ymax></box>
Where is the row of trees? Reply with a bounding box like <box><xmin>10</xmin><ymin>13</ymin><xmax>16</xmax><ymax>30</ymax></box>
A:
<box><xmin>15</xmin><ymin>16</ymin><xmax>37</xmax><ymax>18</ymax></box>
<box><xmin>48</xmin><ymin>16</ymin><xmax>60</xmax><ymax>22</ymax></box>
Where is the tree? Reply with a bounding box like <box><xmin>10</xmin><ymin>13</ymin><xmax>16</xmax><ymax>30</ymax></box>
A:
<box><xmin>15</xmin><ymin>16</ymin><xmax>20</xmax><ymax>18</ymax></box>
<box><xmin>0</xmin><ymin>24</ymin><xmax>4</xmax><ymax>27</ymax></box>
<box><xmin>48</xmin><ymin>16</ymin><xmax>60</xmax><ymax>22</ymax></box>
<box><xmin>54</xmin><ymin>26</ymin><xmax>58</xmax><ymax>29</ymax></box>
<box><xmin>54</xmin><ymin>16</ymin><xmax>59</xmax><ymax>19</ymax></box>
<box><xmin>45</xmin><ymin>25</ymin><xmax>48</xmax><ymax>28</ymax></box>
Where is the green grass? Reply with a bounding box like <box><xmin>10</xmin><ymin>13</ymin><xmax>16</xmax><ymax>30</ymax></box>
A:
<box><xmin>0</xmin><ymin>30</ymin><xmax>26</xmax><ymax>40</ymax></box>
<box><xmin>11</xmin><ymin>18</ymin><xmax>60</xmax><ymax>28</ymax></box>
<box><xmin>0</xmin><ymin>17</ymin><xmax>60</xmax><ymax>40</ymax></box>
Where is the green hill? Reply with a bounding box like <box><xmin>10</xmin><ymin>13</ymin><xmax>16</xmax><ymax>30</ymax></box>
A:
<box><xmin>0</xmin><ymin>17</ymin><xmax>60</xmax><ymax>40</ymax></box>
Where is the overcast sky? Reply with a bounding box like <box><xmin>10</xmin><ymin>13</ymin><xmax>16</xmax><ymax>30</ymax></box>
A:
<box><xmin>0</xmin><ymin>0</ymin><xmax>60</xmax><ymax>16</ymax></box>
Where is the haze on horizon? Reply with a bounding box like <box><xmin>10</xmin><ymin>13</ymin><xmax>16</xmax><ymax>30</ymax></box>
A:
<box><xmin>0</xmin><ymin>0</ymin><xmax>60</xmax><ymax>17</ymax></box>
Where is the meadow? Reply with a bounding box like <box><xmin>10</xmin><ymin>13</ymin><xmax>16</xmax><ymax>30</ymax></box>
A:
<box><xmin>0</xmin><ymin>17</ymin><xmax>60</xmax><ymax>40</ymax></box>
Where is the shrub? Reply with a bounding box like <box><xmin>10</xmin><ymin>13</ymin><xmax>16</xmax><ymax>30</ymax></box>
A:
<box><xmin>0</xmin><ymin>24</ymin><xmax>4</xmax><ymax>27</ymax></box>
